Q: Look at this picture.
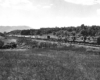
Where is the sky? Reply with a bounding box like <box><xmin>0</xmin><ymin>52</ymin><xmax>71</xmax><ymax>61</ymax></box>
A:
<box><xmin>0</xmin><ymin>0</ymin><xmax>100</xmax><ymax>29</ymax></box>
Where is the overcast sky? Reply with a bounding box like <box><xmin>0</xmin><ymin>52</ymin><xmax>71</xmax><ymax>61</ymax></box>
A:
<box><xmin>0</xmin><ymin>0</ymin><xmax>100</xmax><ymax>28</ymax></box>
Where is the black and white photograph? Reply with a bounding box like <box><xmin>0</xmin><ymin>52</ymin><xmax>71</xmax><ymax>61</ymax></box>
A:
<box><xmin>0</xmin><ymin>0</ymin><xmax>100</xmax><ymax>80</ymax></box>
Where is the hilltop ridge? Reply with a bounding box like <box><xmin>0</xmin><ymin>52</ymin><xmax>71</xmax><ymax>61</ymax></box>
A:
<box><xmin>0</xmin><ymin>26</ymin><xmax>31</xmax><ymax>32</ymax></box>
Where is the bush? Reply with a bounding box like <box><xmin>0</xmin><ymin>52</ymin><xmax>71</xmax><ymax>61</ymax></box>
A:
<box><xmin>32</xmin><ymin>41</ymin><xmax>38</xmax><ymax>48</ymax></box>
<box><xmin>0</xmin><ymin>40</ymin><xmax>4</xmax><ymax>48</ymax></box>
<box><xmin>97</xmin><ymin>37</ymin><xmax>100</xmax><ymax>45</ymax></box>
<box><xmin>36</xmin><ymin>42</ymin><xmax>58</xmax><ymax>49</ymax></box>
<box><xmin>2</xmin><ymin>42</ymin><xmax>17</xmax><ymax>49</ymax></box>
<box><xmin>10</xmin><ymin>42</ymin><xmax>17</xmax><ymax>48</ymax></box>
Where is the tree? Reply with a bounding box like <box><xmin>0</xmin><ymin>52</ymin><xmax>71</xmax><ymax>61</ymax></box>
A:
<box><xmin>21</xmin><ymin>30</ymin><xmax>31</xmax><ymax>35</ymax></box>
<box><xmin>81</xmin><ymin>30</ymin><xmax>89</xmax><ymax>43</ymax></box>
<box><xmin>71</xmin><ymin>31</ymin><xmax>76</xmax><ymax>42</ymax></box>
<box><xmin>88</xmin><ymin>26</ymin><xmax>97</xmax><ymax>37</ymax></box>
<box><xmin>97</xmin><ymin>37</ymin><xmax>100</xmax><ymax>45</ymax></box>
<box><xmin>80</xmin><ymin>25</ymin><xmax>89</xmax><ymax>43</ymax></box>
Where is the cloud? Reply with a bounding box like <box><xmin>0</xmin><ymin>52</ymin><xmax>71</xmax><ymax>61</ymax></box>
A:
<box><xmin>64</xmin><ymin>0</ymin><xmax>100</xmax><ymax>5</ymax></box>
<box><xmin>97</xmin><ymin>9</ymin><xmax>100</xmax><ymax>15</ymax></box>
<box><xmin>42</xmin><ymin>4</ymin><xmax>53</xmax><ymax>9</ymax></box>
<box><xmin>0</xmin><ymin>0</ymin><xmax>37</xmax><ymax>11</ymax></box>
<box><xmin>0</xmin><ymin>0</ymin><xmax>53</xmax><ymax>11</ymax></box>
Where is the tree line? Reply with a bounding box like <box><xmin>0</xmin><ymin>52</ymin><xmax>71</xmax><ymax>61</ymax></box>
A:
<box><xmin>6</xmin><ymin>24</ymin><xmax>100</xmax><ymax>44</ymax></box>
<box><xmin>19</xmin><ymin>25</ymin><xmax>100</xmax><ymax>36</ymax></box>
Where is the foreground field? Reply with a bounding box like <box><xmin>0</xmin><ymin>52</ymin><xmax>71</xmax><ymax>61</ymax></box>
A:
<box><xmin>0</xmin><ymin>48</ymin><xmax>100</xmax><ymax>80</ymax></box>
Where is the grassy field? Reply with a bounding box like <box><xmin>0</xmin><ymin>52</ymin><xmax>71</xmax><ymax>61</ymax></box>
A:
<box><xmin>0</xmin><ymin>48</ymin><xmax>100</xmax><ymax>80</ymax></box>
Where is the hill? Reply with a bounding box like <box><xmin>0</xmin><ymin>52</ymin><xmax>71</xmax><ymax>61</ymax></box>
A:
<box><xmin>0</xmin><ymin>26</ymin><xmax>31</xmax><ymax>32</ymax></box>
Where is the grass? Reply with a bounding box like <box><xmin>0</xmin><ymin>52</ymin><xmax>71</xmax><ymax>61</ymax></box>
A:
<box><xmin>0</xmin><ymin>48</ymin><xmax>100</xmax><ymax>80</ymax></box>
<box><xmin>1</xmin><ymin>36</ymin><xmax>100</xmax><ymax>80</ymax></box>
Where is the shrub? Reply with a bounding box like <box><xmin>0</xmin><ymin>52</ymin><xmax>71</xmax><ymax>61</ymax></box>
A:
<box><xmin>36</xmin><ymin>42</ymin><xmax>58</xmax><ymax>49</ymax></box>
<box><xmin>32</xmin><ymin>41</ymin><xmax>38</xmax><ymax>48</ymax></box>
<box><xmin>0</xmin><ymin>40</ymin><xmax>4</xmax><ymax>48</ymax></box>
<box><xmin>97</xmin><ymin>37</ymin><xmax>100</xmax><ymax>45</ymax></box>
<box><xmin>10</xmin><ymin>42</ymin><xmax>17</xmax><ymax>48</ymax></box>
